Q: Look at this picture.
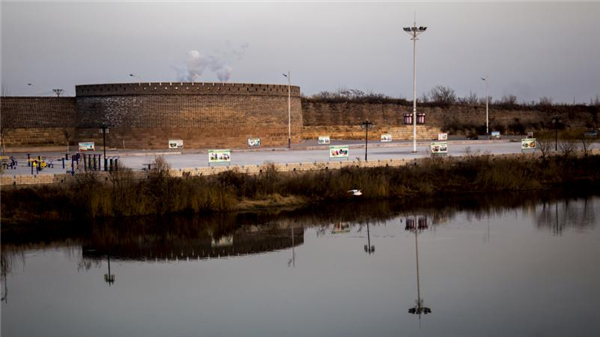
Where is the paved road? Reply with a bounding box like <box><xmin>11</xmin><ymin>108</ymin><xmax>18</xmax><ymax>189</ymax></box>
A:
<box><xmin>2</xmin><ymin>140</ymin><xmax>573</xmax><ymax>176</ymax></box>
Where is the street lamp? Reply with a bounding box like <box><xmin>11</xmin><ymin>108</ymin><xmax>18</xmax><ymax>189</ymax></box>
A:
<box><xmin>361</xmin><ymin>120</ymin><xmax>372</xmax><ymax>161</ymax></box>
<box><xmin>282</xmin><ymin>72</ymin><xmax>292</xmax><ymax>149</ymax></box>
<box><xmin>101</xmin><ymin>123</ymin><xmax>108</xmax><ymax>171</ymax></box>
<box><xmin>481</xmin><ymin>77</ymin><xmax>489</xmax><ymax>137</ymax></box>
<box><xmin>552</xmin><ymin>116</ymin><xmax>561</xmax><ymax>151</ymax></box>
<box><xmin>404</xmin><ymin>21</ymin><xmax>427</xmax><ymax>153</ymax></box>
<box><xmin>129</xmin><ymin>73</ymin><xmax>142</xmax><ymax>86</ymax></box>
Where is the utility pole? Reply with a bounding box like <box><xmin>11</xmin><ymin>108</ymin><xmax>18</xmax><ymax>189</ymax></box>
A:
<box><xmin>404</xmin><ymin>17</ymin><xmax>427</xmax><ymax>153</ymax></box>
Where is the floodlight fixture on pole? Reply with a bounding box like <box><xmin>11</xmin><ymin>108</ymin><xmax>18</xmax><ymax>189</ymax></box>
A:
<box><xmin>52</xmin><ymin>89</ymin><xmax>63</xmax><ymax>97</ymax></box>
<box><xmin>283</xmin><ymin>71</ymin><xmax>292</xmax><ymax>149</ymax></box>
<box><xmin>482</xmin><ymin>77</ymin><xmax>489</xmax><ymax>137</ymax></box>
<box><xmin>404</xmin><ymin>21</ymin><xmax>427</xmax><ymax>153</ymax></box>
<box><xmin>129</xmin><ymin>73</ymin><xmax>142</xmax><ymax>86</ymax></box>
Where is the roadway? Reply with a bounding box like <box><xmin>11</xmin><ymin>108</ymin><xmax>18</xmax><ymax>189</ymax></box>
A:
<box><xmin>1</xmin><ymin>139</ymin><xmax>561</xmax><ymax>176</ymax></box>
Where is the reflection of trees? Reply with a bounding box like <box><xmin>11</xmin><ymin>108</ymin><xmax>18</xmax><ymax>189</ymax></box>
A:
<box><xmin>536</xmin><ymin>197</ymin><xmax>596</xmax><ymax>235</ymax></box>
<box><xmin>2</xmin><ymin>192</ymin><xmax>598</xmax><ymax>277</ymax></box>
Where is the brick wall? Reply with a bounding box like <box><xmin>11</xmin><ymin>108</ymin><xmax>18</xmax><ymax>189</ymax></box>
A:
<box><xmin>75</xmin><ymin>82</ymin><xmax>302</xmax><ymax>149</ymax></box>
<box><xmin>302</xmin><ymin>100</ymin><xmax>599</xmax><ymax>139</ymax></box>
<box><xmin>0</xmin><ymin>97</ymin><xmax>76</xmax><ymax>147</ymax></box>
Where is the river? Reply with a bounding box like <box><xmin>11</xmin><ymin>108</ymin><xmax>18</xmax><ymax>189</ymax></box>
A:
<box><xmin>1</xmin><ymin>193</ymin><xmax>599</xmax><ymax>337</ymax></box>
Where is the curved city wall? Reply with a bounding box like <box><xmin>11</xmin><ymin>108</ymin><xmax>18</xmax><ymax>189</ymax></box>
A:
<box><xmin>75</xmin><ymin>82</ymin><xmax>303</xmax><ymax>149</ymax></box>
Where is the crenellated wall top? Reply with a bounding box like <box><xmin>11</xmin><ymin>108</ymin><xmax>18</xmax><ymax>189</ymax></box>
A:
<box><xmin>76</xmin><ymin>82</ymin><xmax>301</xmax><ymax>97</ymax></box>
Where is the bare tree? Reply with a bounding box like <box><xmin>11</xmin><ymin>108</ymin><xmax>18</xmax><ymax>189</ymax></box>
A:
<box><xmin>428</xmin><ymin>85</ymin><xmax>457</xmax><ymax>105</ymax></box>
<box><xmin>580</xmin><ymin>132</ymin><xmax>596</xmax><ymax>156</ymax></box>
<box><xmin>539</xmin><ymin>96</ymin><xmax>554</xmax><ymax>107</ymax></box>
<box><xmin>559</xmin><ymin>139</ymin><xmax>578</xmax><ymax>157</ymax></box>
<box><xmin>537</xmin><ymin>137</ymin><xmax>554</xmax><ymax>158</ymax></box>
<box><xmin>479</xmin><ymin>96</ymin><xmax>493</xmax><ymax>106</ymax></box>
<box><xmin>499</xmin><ymin>94</ymin><xmax>518</xmax><ymax>106</ymax></box>
<box><xmin>462</xmin><ymin>91</ymin><xmax>479</xmax><ymax>105</ymax></box>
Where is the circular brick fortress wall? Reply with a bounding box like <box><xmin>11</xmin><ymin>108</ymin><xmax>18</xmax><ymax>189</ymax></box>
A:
<box><xmin>75</xmin><ymin>82</ymin><xmax>302</xmax><ymax>150</ymax></box>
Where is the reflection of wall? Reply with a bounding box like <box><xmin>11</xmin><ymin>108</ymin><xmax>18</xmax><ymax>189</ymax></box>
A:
<box><xmin>82</xmin><ymin>227</ymin><xmax>304</xmax><ymax>262</ymax></box>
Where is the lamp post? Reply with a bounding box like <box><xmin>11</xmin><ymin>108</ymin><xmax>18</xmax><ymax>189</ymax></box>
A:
<box><xmin>552</xmin><ymin>116</ymin><xmax>561</xmax><ymax>151</ymax></box>
<box><xmin>101</xmin><ymin>123</ymin><xmax>108</xmax><ymax>171</ymax></box>
<box><xmin>282</xmin><ymin>72</ymin><xmax>292</xmax><ymax>149</ymax></box>
<box><xmin>129</xmin><ymin>73</ymin><xmax>142</xmax><ymax>86</ymax></box>
<box><xmin>481</xmin><ymin>77</ymin><xmax>489</xmax><ymax>137</ymax></box>
<box><xmin>361</xmin><ymin>120</ymin><xmax>372</xmax><ymax>161</ymax></box>
<box><xmin>404</xmin><ymin>21</ymin><xmax>427</xmax><ymax>153</ymax></box>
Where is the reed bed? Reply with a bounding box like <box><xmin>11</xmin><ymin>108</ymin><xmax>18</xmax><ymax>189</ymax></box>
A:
<box><xmin>2</xmin><ymin>154</ymin><xmax>599</xmax><ymax>223</ymax></box>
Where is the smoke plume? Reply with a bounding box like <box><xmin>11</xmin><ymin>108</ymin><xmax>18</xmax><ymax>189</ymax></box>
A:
<box><xmin>177</xmin><ymin>43</ymin><xmax>248</xmax><ymax>83</ymax></box>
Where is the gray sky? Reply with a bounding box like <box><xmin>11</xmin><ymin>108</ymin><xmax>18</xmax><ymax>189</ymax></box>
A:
<box><xmin>1</xmin><ymin>1</ymin><xmax>599</xmax><ymax>103</ymax></box>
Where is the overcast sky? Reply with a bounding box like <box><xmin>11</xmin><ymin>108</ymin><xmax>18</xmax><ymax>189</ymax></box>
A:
<box><xmin>1</xmin><ymin>1</ymin><xmax>599</xmax><ymax>103</ymax></box>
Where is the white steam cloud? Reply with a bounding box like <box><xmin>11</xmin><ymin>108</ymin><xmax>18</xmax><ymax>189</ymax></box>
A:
<box><xmin>177</xmin><ymin>43</ymin><xmax>248</xmax><ymax>83</ymax></box>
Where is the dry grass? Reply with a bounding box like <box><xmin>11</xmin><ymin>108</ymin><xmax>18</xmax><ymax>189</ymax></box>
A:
<box><xmin>2</xmin><ymin>154</ymin><xmax>600</xmax><ymax>223</ymax></box>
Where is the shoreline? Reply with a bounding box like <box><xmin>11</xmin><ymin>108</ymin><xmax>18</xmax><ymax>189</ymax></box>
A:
<box><xmin>2</xmin><ymin>153</ymin><xmax>599</xmax><ymax>225</ymax></box>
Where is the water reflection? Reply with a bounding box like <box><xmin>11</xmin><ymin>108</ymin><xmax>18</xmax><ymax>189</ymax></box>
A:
<box><xmin>1</xmin><ymin>193</ymin><xmax>599</xmax><ymax>337</ymax></box>
<box><xmin>536</xmin><ymin>197</ymin><xmax>597</xmax><ymax>235</ymax></box>
<box><xmin>363</xmin><ymin>222</ymin><xmax>375</xmax><ymax>255</ymax></box>
<box><xmin>406</xmin><ymin>217</ymin><xmax>432</xmax><ymax>319</ymax></box>
<box><xmin>81</xmin><ymin>221</ymin><xmax>304</xmax><ymax>263</ymax></box>
<box><xmin>2</xmin><ymin>192</ymin><xmax>597</xmax><ymax>277</ymax></box>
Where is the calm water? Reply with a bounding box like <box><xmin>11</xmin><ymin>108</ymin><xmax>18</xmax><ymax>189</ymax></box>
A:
<box><xmin>2</xmin><ymin>194</ymin><xmax>599</xmax><ymax>337</ymax></box>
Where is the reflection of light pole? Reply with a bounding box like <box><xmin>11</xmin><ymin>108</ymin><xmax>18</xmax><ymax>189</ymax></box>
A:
<box><xmin>404</xmin><ymin>20</ymin><xmax>427</xmax><ymax>153</ymax></box>
<box><xmin>289</xmin><ymin>226</ymin><xmax>296</xmax><ymax>268</ymax></box>
<box><xmin>104</xmin><ymin>252</ymin><xmax>115</xmax><ymax>286</ymax></box>
<box><xmin>361</xmin><ymin>120</ymin><xmax>372</xmax><ymax>161</ymax></box>
<box><xmin>406</xmin><ymin>216</ymin><xmax>431</xmax><ymax>319</ymax></box>
<box><xmin>481</xmin><ymin>77</ymin><xmax>489</xmax><ymax>137</ymax></box>
<box><xmin>364</xmin><ymin>222</ymin><xmax>375</xmax><ymax>254</ymax></box>
<box><xmin>282</xmin><ymin>72</ymin><xmax>292</xmax><ymax>149</ymax></box>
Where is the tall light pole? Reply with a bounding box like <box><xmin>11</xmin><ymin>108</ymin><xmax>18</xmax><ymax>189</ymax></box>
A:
<box><xmin>481</xmin><ymin>77</ymin><xmax>489</xmax><ymax>137</ymax></box>
<box><xmin>282</xmin><ymin>72</ymin><xmax>292</xmax><ymax>149</ymax></box>
<box><xmin>404</xmin><ymin>21</ymin><xmax>427</xmax><ymax>153</ymax></box>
